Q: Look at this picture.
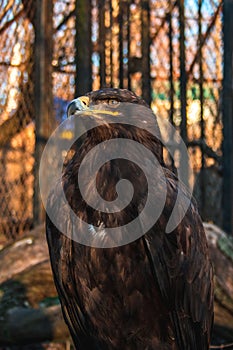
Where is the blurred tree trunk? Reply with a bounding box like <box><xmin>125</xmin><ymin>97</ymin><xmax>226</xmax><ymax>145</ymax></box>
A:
<box><xmin>33</xmin><ymin>0</ymin><xmax>55</xmax><ymax>227</ymax></box>
<box><xmin>0</xmin><ymin>224</ymin><xmax>232</xmax><ymax>346</ymax></box>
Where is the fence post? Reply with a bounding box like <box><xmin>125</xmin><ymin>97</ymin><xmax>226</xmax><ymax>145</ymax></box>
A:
<box><xmin>178</xmin><ymin>0</ymin><xmax>189</xmax><ymax>189</ymax></box>
<box><xmin>141</xmin><ymin>0</ymin><xmax>151</xmax><ymax>105</ymax></box>
<box><xmin>222</xmin><ymin>0</ymin><xmax>233</xmax><ymax>235</ymax></box>
<box><xmin>33</xmin><ymin>0</ymin><xmax>54</xmax><ymax>226</ymax></box>
<box><xmin>75</xmin><ymin>0</ymin><xmax>92</xmax><ymax>96</ymax></box>
<box><xmin>178</xmin><ymin>0</ymin><xmax>187</xmax><ymax>144</ymax></box>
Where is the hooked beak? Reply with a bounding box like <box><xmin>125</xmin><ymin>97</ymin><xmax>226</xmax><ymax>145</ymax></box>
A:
<box><xmin>67</xmin><ymin>96</ymin><xmax>90</xmax><ymax>118</ymax></box>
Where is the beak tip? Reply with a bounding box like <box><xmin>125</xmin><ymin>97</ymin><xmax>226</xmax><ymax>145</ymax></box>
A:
<box><xmin>66</xmin><ymin>100</ymin><xmax>76</xmax><ymax>118</ymax></box>
<box><xmin>66</xmin><ymin>96</ymin><xmax>90</xmax><ymax>118</ymax></box>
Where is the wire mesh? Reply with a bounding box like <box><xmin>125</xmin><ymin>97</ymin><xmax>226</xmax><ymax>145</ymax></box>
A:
<box><xmin>0</xmin><ymin>1</ymin><xmax>35</xmax><ymax>240</ymax></box>
<box><xmin>52</xmin><ymin>0</ymin><xmax>224</xmax><ymax>226</ymax></box>
<box><xmin>0</xmin><ymin>0</ymin><xmax>224</xmax><ymax>241</ymax></box>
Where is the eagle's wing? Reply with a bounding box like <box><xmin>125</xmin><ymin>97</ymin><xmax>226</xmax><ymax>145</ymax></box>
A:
<box><xmin>143</xmin><ymin>168</ymin><xmax>214</xmax><ymax>350</ymax></box>
<box><xmin>46</xmin><ymin>183</ymin><xmax>106</xmax><ymax>350</ymax></box>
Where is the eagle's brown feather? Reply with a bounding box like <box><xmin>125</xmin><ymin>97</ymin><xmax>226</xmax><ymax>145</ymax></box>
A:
<box><xmin>46</xmin><ymin>88</ymin><xmax>214</xmax><ymax>350</ymax></box>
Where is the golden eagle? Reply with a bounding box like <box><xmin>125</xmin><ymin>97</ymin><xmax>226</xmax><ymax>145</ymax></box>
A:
<box><xmin>46</xmin><ymin>88</ymin><xmax>214</xmax><ymax>349</ymax></box>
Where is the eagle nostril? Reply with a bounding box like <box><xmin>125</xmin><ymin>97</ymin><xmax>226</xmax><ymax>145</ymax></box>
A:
<box><xmin>79</xmin><ymin>96</ymin><xmax>90</xmax><ymax>108</ymax></box>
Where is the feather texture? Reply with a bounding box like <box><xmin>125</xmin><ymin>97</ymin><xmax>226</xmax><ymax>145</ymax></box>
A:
<box><xmin>46</xmin><ymin>88</ymin><xmax>213</xmax><ymax>350</ymax></box>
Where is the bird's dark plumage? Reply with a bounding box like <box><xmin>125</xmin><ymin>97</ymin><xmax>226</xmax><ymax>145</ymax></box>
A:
<box><xmin>46</xmin><ymin>88</ymin><xmax>214</xmax><ymax>350</ymax></box>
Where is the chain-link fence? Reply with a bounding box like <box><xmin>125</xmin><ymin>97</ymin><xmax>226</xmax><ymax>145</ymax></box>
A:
<box><xmin>0</xmin><ymin>1</ymin><xmax>35</xmax><ymax>240</ymax></box>
<box><xmin>0</xmin><ymin>0</ymin><xmax>225</xmax><ymax>242</ymax></box>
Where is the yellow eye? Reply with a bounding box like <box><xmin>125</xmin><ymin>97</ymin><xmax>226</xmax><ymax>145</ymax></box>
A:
<box><xmin>108</xmin><ymin>99</ymin><xmax>119</xmax><ymax>105</ymax></box>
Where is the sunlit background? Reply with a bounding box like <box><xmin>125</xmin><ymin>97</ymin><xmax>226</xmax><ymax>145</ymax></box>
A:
<box><xmin>0</xmin><ymin>0</ymin><xmax>224</xmax><ymax>242</ymax></box>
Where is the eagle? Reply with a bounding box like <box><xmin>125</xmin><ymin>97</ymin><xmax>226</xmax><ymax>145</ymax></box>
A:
<box><xmin>46</xmin><ymin>88</ymin><xmax>214</xmax><ymax>350</ymax></box>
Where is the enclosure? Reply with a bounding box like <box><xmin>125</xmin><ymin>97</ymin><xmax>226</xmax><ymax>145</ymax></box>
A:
<box><xmin>0</xmin><ymin>0</ymin><xmax>233</xmax><ymax>349</ymax></box>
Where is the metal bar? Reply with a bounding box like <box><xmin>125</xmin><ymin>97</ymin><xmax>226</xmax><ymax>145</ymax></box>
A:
<box><xmin>110</xmin><ymin>0</ymin><xmax>113</xmax><ymax>88</ymax></box>
<box><xmin>168</xmin><ymin>11</ymin><xmax>174</xmax><ymax>125</ymax></box>
<box><xmin>178</xmin><ymin>0</ymin><xmax>187</xmax><ymax>143</ymax></box>
<box><xmin>198</xmin><ymin>0</ymin><xmax>205</xmax><ymax>215</ymax></box>
<box><xmin>141</xmin><ymin>0</ymin><xmax>151</xmax><ymax>105</ymax></box>
<box><xmin>119</xmin><ymin>0</ymin><xmax>124</xmax><ymax>88</ymax></box>
<box><xmin>168</xmin><ymin>9</ymin><xmax>175</xmax><ymax>171</ymax></box>
<box><xmin>75</xmin><ymin>0</ymin><xmax>92</xmax><ymax>95</ymax></box>
<box><xmin>177</xmin><ymin>0</ymin><xmax>190</xmax><ymax>190</ymax></box>
<box><xmin>33</xmin><ymin>0</ymin><xmax>54</xmax><ymax>226</ymax></box>
<box><xmin>99</xmin><ymin>0</ymin><xmax>106</xmax><ymax>87</ymax></box>
<box><xmin>127</xmin><ymin>0</ymin><xmax>131</xmax><ymax>91</ymax></box>
<box><xmin>222</xmin><ymin>0</ymin><xmax>233</xmax><ymax>235</ymax></box>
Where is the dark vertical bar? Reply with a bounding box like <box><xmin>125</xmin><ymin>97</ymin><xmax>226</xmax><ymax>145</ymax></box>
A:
<box><xmin>75</xmin><ymin>0</ymin><xmax>92</xmax><ymax>95</ymax></box>
<box><xmin>110</xmin><ymin>0</ymin><xmax>113</xmax><ymax>87</ymax></box>
<box><xmin>178</xmin><ymin>0</ymin><xmax>187</xmax><ymax>143</ymax></box>
<box><xmin>99</xmin><ymin>0</ymin><xmax>106</xmax><ymax>87</ymax></box>
<box><xmin>34</xmin><ymin>0</ymin><xmax>54</xmax><ymax>225</ymax></box>
<box><xmin>168</xmin><ymin>12</ymin><xmax>174</xmax><ymax>125</ymax></box>
<box><xmin>178</xmin><ymin>0</ymin><xmax>189</xmax><ymax>188</ymax></box>
<box><xmin>168</xmin><ymin>10</ymin><xmax>175</xmax><ymax>171</ymax></box>
<box><xmin>141</xmin><ymin>0</ymin><xmax>151</xmax><ymax>104</ymax></box>
<box><xmin>222</xmin><ymin>0</ymin><xmax>233</xmax><ymax>235</ymax></box>
<box><xmin>127</xmin><ymin>1</ymin><xmax>131</xmax><ymax>90</ymax></box>
<box><xmin>198</xmin><ymin>0</ymin><xmax>205</xmax><ymax>215</ymax></box>
<box><xmin>119</xmin><ymin>0</ymin><xmax>124</xmax><ymax>88</ymax></box>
